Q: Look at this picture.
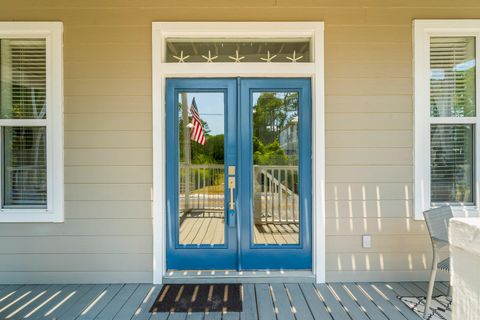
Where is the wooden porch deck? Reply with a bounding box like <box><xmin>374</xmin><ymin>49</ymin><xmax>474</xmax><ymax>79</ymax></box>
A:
<box><xmin>0</xmin><ymin>281</ymin><xmax>449</xmax><ymax>319</ymax></box>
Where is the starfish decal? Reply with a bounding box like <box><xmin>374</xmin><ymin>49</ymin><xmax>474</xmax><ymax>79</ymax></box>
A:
<box><xmin>260</xmin><ymin>51</ymin><xmax>277</xmax><ymax>63</ymax></box>
<box><xmin>201</xmin><ymin>50</ymin><xmax>218</xmax><ymax>63</ymax></box>
<box><xmin>228</xmin><ymin>50</ymin><xmax>245</xmax><ymax>63</ymax></box>
<box><xmin>172</xmin><ymin>50</ymin><xmax>190</xmax><ymax>63</ymax></box>
<box><xmin>286</xmin><ymin>50</ymin><xmax>303</xmax><ymax>63</ymax></box>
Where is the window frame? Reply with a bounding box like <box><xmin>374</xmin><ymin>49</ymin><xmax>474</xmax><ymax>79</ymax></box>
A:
<box><xmin>414</xmin><ymin>20</ymin><xmax>480</xmax><ymax>219</ymax></box>
<box><xmin>0</xmin><ymin>22</ymin><xmax>63</xmax><ymax>222</ymax></box>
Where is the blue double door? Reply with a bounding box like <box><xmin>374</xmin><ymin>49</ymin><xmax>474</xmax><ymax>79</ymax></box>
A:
<box><xmin>166</xmin><ymin>78</ymin><xmax>312</xmax><ymax>270</ymax></box>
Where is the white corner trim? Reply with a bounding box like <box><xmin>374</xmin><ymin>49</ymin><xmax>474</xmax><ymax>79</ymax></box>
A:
<box><xmin>413</xmin><ymin>20</ymin><xmax>480</xmax><ymax>220</ymax></box>
<box><xmin>152</xmin><ymin>21</ymin><xmax>325</xmax><ymax>284</ymax></box>
<box><xmin>0</xmin><ymin>22</ymin><xmax>64</xmax><ymax>223</ymax></box>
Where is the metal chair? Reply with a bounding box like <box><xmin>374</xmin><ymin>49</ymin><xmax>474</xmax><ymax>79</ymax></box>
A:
<box><xmin>423</xmin><ymin>205</ymin><xmax>453</xmax><ymax>318</ymax></box>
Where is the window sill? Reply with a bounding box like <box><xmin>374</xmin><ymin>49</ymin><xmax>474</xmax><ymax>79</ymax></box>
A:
<box><xmin>0</xmin><ymin>211</ymin><xmax>64</xmax><ymax>223</ymax></box>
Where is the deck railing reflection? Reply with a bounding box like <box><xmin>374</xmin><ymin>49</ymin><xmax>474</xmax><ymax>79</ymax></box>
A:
<box><xmin>179</xmin><ymin>164</ymin><xmax>299</xmax><ymax>224</ymax></box>
<box><xmin>254</xmin><ymin>165</ymin><xmax>299</xmax><ymax>224</ymax></box>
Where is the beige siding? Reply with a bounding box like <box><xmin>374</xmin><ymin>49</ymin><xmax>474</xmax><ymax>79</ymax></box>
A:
<box><xmin>1</xmin><ymin>0</ymin><xmax>479</xmax><ymax>283</ymax></box>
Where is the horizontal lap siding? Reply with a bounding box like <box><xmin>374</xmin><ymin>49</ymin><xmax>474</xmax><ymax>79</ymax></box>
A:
<box><xmin>0</xmin><ymin>2</ymin><xmax>155</xmax><ymax>283</ymax></box>
<box><xmin>324</xmin><ymin>6</ymin><xmax>416</xmax><ymax>281</ymax></box>
<box><xmin>0</xmin><ymin>0</ymin><xmax>477</xmax><ymax>283</ymax></box>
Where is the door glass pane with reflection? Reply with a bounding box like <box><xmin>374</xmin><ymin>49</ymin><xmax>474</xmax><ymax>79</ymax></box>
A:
<box><xmin>178</xmin><ymin>92</ymin><xmax>225</xmax><ymax>245</ymax></box>
<box><xmin>252</xmin><ymin>92</ymin><xmax>300</xmax><ymax>245</ymax></box>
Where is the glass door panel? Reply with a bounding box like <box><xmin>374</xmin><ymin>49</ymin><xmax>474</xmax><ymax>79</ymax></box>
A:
<box><xmin>238</xmin><ymin>78</ymin><xmax>312</xmax><ymax>270</ymax></box>
<box><xmin>178</xmin><ymin>92</ymin><xmax>226</xmax><ymax>245</ymax></box>
<box><xmin>252</xmin><ymin>92</ymin><xmax>300</xmax><ymax>245</ymax></box>
<box><xmin>166</xmin><ymin>79</ymin><xmax>237</xmax><ymax>270</ymax></box>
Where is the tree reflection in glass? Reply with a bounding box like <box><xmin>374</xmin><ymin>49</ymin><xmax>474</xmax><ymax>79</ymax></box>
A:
<box><xmin>252</xmin><ymin>92</ymin><xmax>300</xmax><ymax>245</ymax></box>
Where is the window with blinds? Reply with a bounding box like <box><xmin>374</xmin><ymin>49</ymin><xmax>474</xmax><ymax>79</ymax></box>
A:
<box><xmin>0</xmin><ymin>39</ymin><xmax>47</xmax><ymax>208</ymax></box>
<box><xmin>429</xmin><ymin>36</ymin><xmax>477</xmax><ymax>205</ymax></box>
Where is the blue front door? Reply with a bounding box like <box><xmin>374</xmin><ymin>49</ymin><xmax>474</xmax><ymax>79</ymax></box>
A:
<box><xmin>166</xmin><ymin>78</ymin><xmax>312</xmax><ymax>270</ymax></box>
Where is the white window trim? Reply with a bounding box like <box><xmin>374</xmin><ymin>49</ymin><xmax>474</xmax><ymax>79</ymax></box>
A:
<box><xmin>0</xmin><ymin>22</ymin><xmax>64</xmax><ymax>223</ymax></box>
<box><xmin>414</xmin><ymin>20</ymin><xmax>480</xmax><ymax>219</ymax></box>
<box><xmin>152</xmin><ymin>22</ymin><xmax>325</xmax><ymax>284</ymax></box>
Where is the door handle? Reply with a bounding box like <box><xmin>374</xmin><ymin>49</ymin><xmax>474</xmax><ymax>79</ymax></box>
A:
<box><xmin>228</xmin><ymin>176</ymin><xmax>236</xmax><ymax>210</ymax></box>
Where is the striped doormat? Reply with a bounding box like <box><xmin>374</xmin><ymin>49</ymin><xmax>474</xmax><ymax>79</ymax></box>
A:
<box><xmin>150</xmin><ymin>284</ymin><xmax>243</xmax><ymax>313</ymax></box>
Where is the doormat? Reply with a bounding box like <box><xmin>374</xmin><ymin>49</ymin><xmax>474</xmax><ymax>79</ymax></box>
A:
<box><xmin>399</xmin><ymin>295</ymin><xmax>451</xmax><ymax>320</ymax></box>
<box><xmin>150</xmin><ymin>284</ymin><xmax>243</xmax><ymax>313</ymax></box>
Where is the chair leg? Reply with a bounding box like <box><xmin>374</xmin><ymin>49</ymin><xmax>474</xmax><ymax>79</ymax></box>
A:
<box><xmin>424</xmin><ymin>251</ymin><xmax>438</xmax><ymax>318</ymax></box>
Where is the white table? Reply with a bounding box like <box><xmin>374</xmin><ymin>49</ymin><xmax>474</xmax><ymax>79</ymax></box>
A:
<box><xmin>449</xmin><ymin>217</ymin><xmax>480</xmax><ymax>320</ymax></box>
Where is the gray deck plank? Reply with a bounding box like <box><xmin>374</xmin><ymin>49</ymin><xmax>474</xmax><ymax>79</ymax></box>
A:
<box><xmin>53</xmin><ymin>285</ymin><xmax>98</xmax><ymax>320</ymax></box>
<box><xmin>343</xmin><ymin>283</ymin><xmax>389</xmax><ymax>320</ymax></box>
<box><xmin>0</xmin><ymin>285</ymin><xmax>42</xmax><ymax>319</ymax></box>
<box><xmin>149</xmin><ymin>310</ymin><xmax>170</xmax><ymax>320</ymax></box>
<box><xmin>436</xmin><ymin>282</ymin><xmax>450</xmax><ymax>295</ymax></box>
<box><xmin>413</xmin><ymin>282</ymin><xmax>447</xmax><ymax>296</ymax></box>
<box><xmin>31</xmin><ymin>284</ymin><xmax>81</xmax><ymax>320</ymax></box>
<box><xmin>314</xmin><ymin>284</ymin><xmax>350</xmax><ymax>320</ymax></box>
<box><xmin>12</xmin><ymin>284</ymin><xmax>64</xmax><ymax>320</ymax></box>
<box><xmin>0</xmin><ymin>285</ymin><xmax>34</xmax><ymax>311</ymax></box>
<box><xmin>0</xmin><ymin>285</ymin><xmax>21</xmax><ymax>301</ymax></box>
<box><xmin>133</xmin><ymin>285</ymin><xmax>165</xmax><ymax>320</ymax></box>
<box><xmin>328</xmin><ymin>283</ymin><xmax>369</xmax><ymax>320</ymax></box>
<box><xmin>96</xmin><ymin>283</ymin><xmax>138</xmax><ymax>320</ymax></box>
<box><xmin>185</xmin><ymin>311</ymin><xmax>204</xmax><ymax>320</ymax></box>
<box><xmin>239</xmin><ymin>284</ymin><xmax>257</xmax><ymax>320</ymax></box>
<box><xmin>167</xmin><ymin>311</ymin><xmax>187</xmax><ymax>320</ymax></box>
<box><xmin>59</xmin><ymin>284</ymin><xmax>110</xmax><ymax>320</ymax></box>
<box><xmin>113</xmin><ymin>284</ymin><xmax>152</xmax><ymax>320</ymax></box>
<box><xmin>254</xmin><ymin>284</ymin><xmax>275</xmax><ymax>320</ymax></box>
<box><xmin>79</xmin><ymin>284</ymin><xmax>124</xmax><ymax>320</ymax></box>
<box><xmin>299</xmin><ymin>283</ymin><xmax>332</xmax><ymax>320</ymax></box>
<box><xmin>203</xmin><ymin>312</ymin><xmax>221</xmax><ymax>320</ymax></box>
<box><xmin>270</xmin><ymin>284</ymin><xmax>294</xmax><ymax>320</ymax></box>
<box><xmin>356</xmin><ymin>283</ymin><xmax>407</xmax><ymax>320</ymax></box>
<box><xmin>385</xmin><ymin>283</ymin><xmax>411</xmax><ymax>297</ymax></box>
<box><xmin>397</xmin><ymin>282</ymin><xmax>425</xmax><ymax>296</ymax></box>
<box><xmin>221</xmin><ymin>311</ymin><xmax>239</xmax><ymax>320</ymax></box>
<box><xmin>371</xmin><ymin>283</ymin><xmax>419</xmax><ymax>320</ymax></box>
<box><xmin>129</xmin><ymin>285</ymin><xmax>161</xmax><ymax>320</ymax></box>
<box><xmin>284</xmin><ymin>283</ymin><xmax>313</xmax><ymax>320</ymax></box>
<box><xmin>149</xmin><ymin>313</ymin><xmax>170</xmax><ymax>320</ymax></box>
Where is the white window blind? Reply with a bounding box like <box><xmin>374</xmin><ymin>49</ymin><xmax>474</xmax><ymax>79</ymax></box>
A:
<box><xmin>0</xmin><ymin>39</ymin><xmax>47</xmax><ymax>208</ymax></box>
<box><xmin>429</xmin><ymin>36</ymin><xmax>476</xmax><ymax>205</ymax></box>
<box><xmin>430</xmin><ymin>37</ymin><xmax>476</xmax><ymax>117</ymax></box>
<box><xmin>430</xmin><ymin>124</ymin><xmax>474</xmax><ymax>204</ymax></box>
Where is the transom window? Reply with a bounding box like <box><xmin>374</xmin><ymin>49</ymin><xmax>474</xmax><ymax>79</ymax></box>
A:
<box><xmin>165</xmin><ymin>38</ymin><xmax>312</xmax><ymax>63</ymax></box>
<box><xmin>0</xmin><ymin>22</ymin><xmax>63</xmax><ymax>222</ymax></box>
<box><xmin>414</xmin><ymin>20</ymin><xmax>480</xmax><ymax>218</ymax></box>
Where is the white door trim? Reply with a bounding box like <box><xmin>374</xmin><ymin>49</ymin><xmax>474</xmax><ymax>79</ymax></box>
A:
<box><xmin>152</xmin><ymin>21</ymin><xmax>325</xmax><ymax>284</ymax></box>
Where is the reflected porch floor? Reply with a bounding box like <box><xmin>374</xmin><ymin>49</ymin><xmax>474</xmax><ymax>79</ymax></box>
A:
<box><xmin>0</xmin><ymin>281</ymin><xmax>449</xmax><ymax>319</ymax></box>
<box><xmin>179</xmin><ymin>216</ymin><xmax>299</xmax><ymax>245</ymax></box>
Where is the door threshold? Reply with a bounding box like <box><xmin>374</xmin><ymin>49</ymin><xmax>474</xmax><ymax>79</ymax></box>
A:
<box><xmin>163</xmin><ymin>270</ymin><xmax>315</xmax><ymax>284</ymax></box>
